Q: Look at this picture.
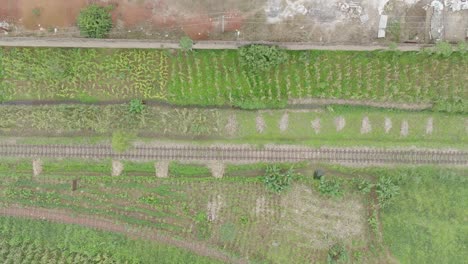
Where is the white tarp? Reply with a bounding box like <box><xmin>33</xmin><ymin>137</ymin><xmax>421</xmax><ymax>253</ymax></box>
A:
<box><xmin>445</xmin><ymin>0</ymin><xmax>468</xmax><ymax>11</ymax></box>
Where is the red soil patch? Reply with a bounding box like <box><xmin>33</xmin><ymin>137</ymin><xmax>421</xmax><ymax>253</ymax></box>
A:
<box><xmin>111</xmin><ymin>0</ymin><xmax>153</xmax><ymax>28</ymax></box>
<box><xmin>18</xmin><ymin>0</ymin><xmax>87</xmax><ymax>29</ymax></box>
<box><xmin>152</xmin><ymin>15</ymin><xmax>177</xmax><ymax>29</ymax></box>
<box><xmin>0</xmin><ymin>0</ymin><xmax>20</xmax><ymax>22</ymax></box>
<box><xmin>182</xmin><ymin>15</ymin><xmax>214</xmax><ymax>40</ymax></box>
<box><xmin>223</xmin><ymin>10</ymin><xmax>244</xmax><ymax>32</ymax></box>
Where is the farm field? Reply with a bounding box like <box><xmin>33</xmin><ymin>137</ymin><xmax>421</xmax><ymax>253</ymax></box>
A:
<box><xmin>1</xmin><ymin>47</ymin><xmax>466</xmax><ymax>112</ymax></box>
<box><xmin>0</xmin><ymin>105</ymin><xmax>466</xmax><ymax>149</ymax></box>
<box><xmin>0</xmin><ymin>158</ymin><xmax>465</xmax><ymax>263</ymax></box>
<box><xmin>0</xmin><ymin>216</ymin><xmax>221</xmax><ymax>264</ymax></box>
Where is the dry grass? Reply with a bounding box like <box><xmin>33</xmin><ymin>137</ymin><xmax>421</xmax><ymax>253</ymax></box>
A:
<box><xmin>384</xmin><ymin>117</ymin><xmax>393</xmax><ymax>134</ymax></box>
<box><xmin>207</xmin><ymin>194</ymin><xmax>224</xmax><ymax>222</ymax></box>
<box><xmin>207</xmin><ymin>162</ymin><xmax>225</xmax><ymax>178</ymax></box>
<box><xmin>400</xmin><ymin>120</ymin><xmax>409</xmax><ymax>137</ymax></box>
<box><xmin>334</xmin><ymin>116</ymin><xmax>346</xmax><ymax>132</ymax></box>
<box><xmin>155</xmin><ymin>161</ymin><xmax>169</xmax><ymax>178</ymax></box>
<box><xmin>32</xmin><ymin>159</ymin><xmax>43</xmax><ymax>177</ymax></box>
<box><xmin>256</xmin><ymin>114</ymin><xmax>266</xmax><ymax>133</ymax></box>
<box><xmin>360</xmin><ymin>116</ymin><xmax>372</xmax><ymax>134</ymax></box>
<box><xmin>277</xmin><ymin>185</ymin><xmax>366</xmax><ymax>249</ymax></box>
<box><xmin>311</xmin><ymin>118</ymin><xmax>321</xmax><ymax>134</ymax></box>
<box><xmin>426</xmin><ymin>117</ymin><xmax>433</xmax><ymax>135</ymax></box>
<box><xmin>111</xmin><ymin>160</ymin><xmax>124</xmax><ymax>176</ymax></box>
<box><xmin>279</xmin><ymin>113</ymin><xmax>289</xmax><ymax>132</ymax></box>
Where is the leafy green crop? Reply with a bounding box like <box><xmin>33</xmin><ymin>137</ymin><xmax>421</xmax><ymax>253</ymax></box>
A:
<box><xmin>77</xmin><ymin>4</ymin><xmax>113</xmax><ymax>38</ymax></box>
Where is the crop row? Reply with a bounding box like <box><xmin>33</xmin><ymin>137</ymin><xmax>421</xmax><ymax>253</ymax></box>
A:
<box><xmin>1</xmin><ymin>48</ymin><xmax>466</xmax><ymax>111</ymax></box>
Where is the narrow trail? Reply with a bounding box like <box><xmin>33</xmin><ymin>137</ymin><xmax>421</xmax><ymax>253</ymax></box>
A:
<box><xmin>0</xmin><ymin>144</ymin><xmax>466</xmax><ymax>166</ymax></box>
<box><xmin>0</xmin><ymin>37</ymin><xmax>426</xmax><ymax>51</ymax></box>
<box><xmin>0</xmin><ymin>206</ymin><xmax>246</xmax><ymax>264</ymax></box>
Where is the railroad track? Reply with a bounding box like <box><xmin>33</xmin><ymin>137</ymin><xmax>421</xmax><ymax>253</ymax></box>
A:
<box><xmin>0</xmin><ymin>144</ymin><xmax>466</xmax><ymax>166</ymax></box>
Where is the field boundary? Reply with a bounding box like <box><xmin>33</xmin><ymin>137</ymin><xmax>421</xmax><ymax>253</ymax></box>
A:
<box><xmin>0</xmin><ymin>144</ymin><xmax>466</xmax><ymax>166</ymax></box>
<box><xmin>0</xmin><ymin>37</ymin><xmax>428</xmax><ymax>51</ymax></box>
<box><xmin>0</xmin><ymin>98</ymin><xmax>433</xmax><ymax>111</ymax></box>
<box><xmin>0</xmin><ymin>206</ymin><xmax>246</xmax><ymax>264</ymax></box>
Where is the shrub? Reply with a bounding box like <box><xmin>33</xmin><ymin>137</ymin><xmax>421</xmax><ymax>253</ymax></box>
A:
<box><xmin>239</xmin><ymin>45</ymin><xmax>288</xmax><ymax>72</ymax></box>
<box><xmin>77</xmin><ymin>4</ymin><xmax>113</xmax><ymax>38</ymax></box>
<box><xmin>376</xmin><ymin>176</ymin><xmax>400</xmax><ymax>208</ymax></box>
<box><xmin>129</xmin><ymin>99</ymin><xmax>145</xmax><ymax>114</ymax></box>
<box><xmin>434</xmin><ymin>41</ymin><xmax>453</xmax><ymax>57</ymax></box>
<box><xmin>353</xmin><ymin>177</ymin><xmax>373</xmax><ymax>194</ymax></box>
<box><xmin>457</xmin><ymin>41</ymin><xmax>467</xmax><ymax>54</ymax></box>
<box><xmin>327</xmin><ymin>243</ymin><xmax>348</xmax><ymax>264</ymax></box>
<box><xmin>319</xmin><ymin>178</ymin><xmax>343</xmax><ymax>197</ymax></box>
<box><xmin>179</xmin><ymin>36</ymin><xmax>193</xmax><ymax>52</ymax></box>
<box><xmin>111</xmin><ymin>131</ymin><xmax>133</xmax><ymax>153</ymax></box>
<box><xmin>263</xmin><ymin>165</ymin><xmax>294</xmax><ymax>193</ymax></box>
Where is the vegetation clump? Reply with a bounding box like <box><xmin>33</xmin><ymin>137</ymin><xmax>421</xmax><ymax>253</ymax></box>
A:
<box><xmin>239</xmin><ymin>45</ymin><xmax>288</xmax><ymax>72</ymax></box>
<box><xmin>327</xmin><ymin>243</ymin><xmax>348</xmax><ymax>264</ymax></box>
<box><xmin>77</xmin><ymin>4</ymin><xmax>113</xmax><ymax>38</ymax></box>
<box><xmin>179</xmin><ymin>36</ymin><xmax>194</xmax><ymax>52</ymax></box>
<box><xmin>263</xmin><ymin>165</ymin><xmax>294</xmax><ymax>193</ymax></box>
<box><xmin>129</xmin><ymin>99</ymin><xmax>145</xmax><ymax>114</ymax></box>
<box><xmin>111</xmin><ymin>131</ymin><xmax>133</xmax><ymax>153</ymax></box>
<box><xmin>376</xmin><ymin>176</ymin><xmax>399</xmax><ymax>208</ymax></box>
<box><xmin>318</xmin><ymin>178</ymin><xmax>343</xmax><ymax>198</ymax></box>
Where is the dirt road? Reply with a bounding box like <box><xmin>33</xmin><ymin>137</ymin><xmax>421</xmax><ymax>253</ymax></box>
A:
<box><xmin>0</xmin><ymin>37</ymin><xmax>426</xmax><ymax>51</ymax></box>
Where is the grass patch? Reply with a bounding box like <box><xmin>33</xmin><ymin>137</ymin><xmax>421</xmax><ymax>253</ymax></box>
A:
<box><xmin>378</xmin><ymin>167</ymin><xmax>468</xmax><ymax>264</ymax></box>
<box><xmin>169</xmin><ymin>162</ymin><xmax>211</xmax><ymax>177</ymax></box>
<box><xmin>0</xmin><ymin>216</ymin><xmax>221</xmax><ymax>263</ymax></box>
<box><xmin>1</xmin><ymin>47</ymin><xmax>466</xmax><ymax>112</ymax></box>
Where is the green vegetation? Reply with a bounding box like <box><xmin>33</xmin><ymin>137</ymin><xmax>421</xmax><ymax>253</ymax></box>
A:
<box><xmin>129</xmin><ymin>99</ymin><xmax>145</xmax><ymax>114</ymax></box>
<box><xmin>1</xmin><ymin>47</ymin><xmax>466</xmax><ymax>111</ymax></box>
<box><xmin>375</xmin><ymin>176</ymin><xmax>400</xmax><ymax>208</ymax></box>
<box><xmin>112</xmin><ymin>131</ymin><xmax>133</xmax><ymax>153</ymax></box>
<box><xmin>327</xmin><ymin>243</ymin><xmax>349</xmax><ymax>264</ymax></box>
<box><xmin>378</xmin><ymin>167</ymin><xmax>467</xmax><ymax>264</ymax></box>
<box><xmin>263</xmin><ymin>165</ymin><xmax>294</xmax><ymax>193</ymax></box>
<box><xmin>0</xmin><ymin>159</ymin><xmax>466</xmax><ymax>263</ymax></box>
<box><xmin>1</xmin><ymin>105</ymin><xmax>466</xmax><ymax>149</ymax></box>
<box><xmin>239</xmin><ymin>45</ymin><xmax>288</xmax><ymax>72</ymax></box>
<box><xmin>0</xmin><ymin>216</ymin><xmax>220</xmax><ymax>263</ymax></box>
<box><xmin>318</xmin><ymin>178</ymin><xmax>343</xmax><ymax>198</ymax></box>
<box><xmin>77</xmin><ymin>4</ymin><xmax>113</xmax><ymax>38</ymax></box>
<box><xmin>179</xmin><ymin>36</ymin><xmax>194</xmax><ymax>51</ymax></box>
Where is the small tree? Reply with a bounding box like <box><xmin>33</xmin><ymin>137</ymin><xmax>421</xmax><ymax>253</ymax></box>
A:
<box><xmin>239</xmin><ymin>45</ymin><xmax>288</xmax><ymax>73</ymax></box>
<box><xmin>263</xmin><ymin>165</ymin><xmax>294</xmax><ymax>193</ymax></box>
<box><xmin>77</xmin><ymin>4</ymin><xmax>113</xmax><ymax>38</ymax></box>
<box><xmin>179</xmin><ymin>36</ymin><xmax>193</xmax><ymax>52</ymax></box>
<box><xmin>129</xmin><ymin>99</ymin><xmax>145</xmax><ymax>114</ymax></box>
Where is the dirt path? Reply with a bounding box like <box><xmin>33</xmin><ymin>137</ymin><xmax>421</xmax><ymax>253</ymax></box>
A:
<box><xmin>0</xmin><ymin>37</ymin><xmax>427</xmax><ymax>51</ymax></box>
<box><xmin>0</xmin><ymin>143</ymin><xmax>466</xmax><ymax>166</ymax></box>
<box><xmin>0</xmin><ymin>206</ymin><xmax>246</xmax><ymax>264</ymax></box>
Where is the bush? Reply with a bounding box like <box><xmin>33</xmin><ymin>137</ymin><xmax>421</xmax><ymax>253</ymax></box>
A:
<box><xmin>376</xmin><ymin>176</ymin><xmax>399</xmax><ymax>208</ymax></box>
<box><xmin>318</xmin><ymin>178</ymin><xmax>343</xmax><ymax>197</ymax></box>
<box><xmin>111</xmin><ymin>131</ymin><xmax>133</xmax><ymax>153</ymax></box>
<box><xmin>179</xmin><ymin>36</ymin><xmax>193</xmax><ymax>52</ymax></box>
<box><xmin>129</xmin><ymin>99</ymin><xmax>145</xmax><ymax>114</ymax></box>
<box><xmin>353</xmin><ymin>177</ymin><xmax>373</xmax><ymax>194</ymax></box>
<box><xmin>263</xmin><ymin>165</ymin><xmax>294</xmax><ymax>193</ymax></box>
<box><xmin>77</xmin><ymin>4</ymin><xmax>113</xmax><ymax>38</ymax></box>
<box><xmin>434</xmin><ymin>41</ymin><xmax>453</xmax><ymax>57</ymax></box>
<box><xmin>327</xmin><ymin>243</ymin><xmax>348</xmax><ymax>264</ymax></box>
<box><xmin>239</xmin><ymin>45</ymin><xmax>288</xmax><ymax>73</ymax></box>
